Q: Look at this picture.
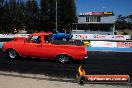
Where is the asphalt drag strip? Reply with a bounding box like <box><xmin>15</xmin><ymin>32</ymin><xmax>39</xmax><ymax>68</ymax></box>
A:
<box><xmin>0</xmin><ymin>72</ymin><xmax>131</xmax><ymax>88</ymax></box>
<box><xmin>0</xmin><ymin>49</ymin><xmax>132</xmax><ymax>84</ymax></box>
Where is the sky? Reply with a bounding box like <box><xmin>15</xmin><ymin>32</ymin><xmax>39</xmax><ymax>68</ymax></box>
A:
<box><xmin>27</xmin><ymin>0</ymin><xmax>132</xmax><ymax>17</ymax></box>
<box><xmin>76</xmin><ymin>0</ymin><xmax>132</xmax><ymax>17</ymax></box>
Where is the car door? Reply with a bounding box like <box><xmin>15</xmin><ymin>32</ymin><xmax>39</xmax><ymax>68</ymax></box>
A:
<box><xmin>41</xmin><ymin>35</ymin><xmax>57</xmax><ymax>59</ymax></box>
<box><xmin>22</xmin><ymin>36</ymin><xmax>42</xmax><ymax>58</ymax></box>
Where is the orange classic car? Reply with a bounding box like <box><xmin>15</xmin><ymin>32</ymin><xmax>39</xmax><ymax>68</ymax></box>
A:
<box><xmin>2</xmin><ymin>32</ymin><xmax>88</xmax><ymax>63</ymax></box>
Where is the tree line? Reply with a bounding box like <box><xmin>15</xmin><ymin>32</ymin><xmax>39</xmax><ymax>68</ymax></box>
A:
<box><xmin>0</xmin><ymin>0</ymin><xmax>77</xmax><ymax>33</ymax></box>
<box><xmin>115</xmin><ymin>15</ymin><xmax>132</xmax><ymax>30</ymax></box>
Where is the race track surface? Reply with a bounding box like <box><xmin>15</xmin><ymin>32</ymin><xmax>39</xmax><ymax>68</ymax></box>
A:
<box><xmin>0</xmin><ymin>49</ymin><xmax>132</xmax><ymax>81</ymax></box>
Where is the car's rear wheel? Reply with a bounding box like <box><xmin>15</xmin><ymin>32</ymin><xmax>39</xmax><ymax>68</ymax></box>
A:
<box><xmin>57</xmin><ymin>54</ymin><xmax>70</xmax><ymax>63</ymax></box>
<box><xmin>7</xmin><ymin>49</ymin><xmax>19</xmax><ymax>59</ymax></box>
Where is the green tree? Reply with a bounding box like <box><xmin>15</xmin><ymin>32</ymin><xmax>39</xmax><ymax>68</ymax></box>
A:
<box><xmin>40</xmin><ymin>0</ymin><xmax>50</xmax><ymax>31</ymax></box>
<box><xmin>17</xmin><ymin>0</ymin><xmax>25</xmax><ymax>27</ymax></box>
<box><xmin>127</xmin><ymin>15</ymin><xmax>132</xmax><ymax>23</ymax></box>
<box><xmin>126</xmin><ymin>15</ymin><xmax>132</xmax><ymax>29</ymax></box>
<box><xmin>48</xmin><ymin>0</ymin><xmax>56</xmax><ymax>30</ymax></box>
<box><xmin>0</xmin><ymin>0</ymin><xmax>77</xmax><ymax>33</ymax></box>
<box><xmin>115</xmin><ymin>15</ymin><xmax>132</xmax><ymax>30</ymax></box>
<box><xmin>0</xmin><ymin>0</ymin><xmax>4</xmax><ymax>7</ymax></box>
<box><xmin>57</xmin><ymin>0</ymin><xmax>77</xmax><ymax>31</ymax></box>
<box><xmin>25</xmin><ymin>0</ymin><xmax>40</xmax><ymax>32</ymax></box>
<box><xmin>115</xmin><ymin>15</ymin><xmax>127</xmax><ymax>30</ymax></box>
<box><xmin>0</xmin><ymin>0</ymin><xmax>12</xmax><ymax>33</ymax></box>
<box><xmin>40</xmin><ymin>0</ymin><xmax>77</xmax><ymax>32</ymax></box>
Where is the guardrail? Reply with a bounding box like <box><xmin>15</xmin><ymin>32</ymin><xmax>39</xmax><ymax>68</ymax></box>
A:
<box><xmin>0</xmin><ymin>34</ymin><xmax>131</xmax><ymax>40</ymax></box>
<box><xmin>0</xmin><ymin>33</ymin><xmax>132</xmax><ymax>52</ymax></box>
<box><xmin>0</xmin><ymin>34</ymin><xmax>30</xmax><ymax>38</ymax></box>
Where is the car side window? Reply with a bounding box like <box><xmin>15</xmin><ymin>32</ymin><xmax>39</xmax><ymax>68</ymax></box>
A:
<box><xmin>44</xmin><ymin>35</ymin><xmax>53</xmax><ymax>43</ymax></box>
<box><xmin>44</xmin><ymin>35</ymin><xmax>50</xmax><ymax>43</ymax></box>
<box><xmin>27</xmin><ymin>36</ymin><xmax>41</xmax><ymax>44</ymax></box>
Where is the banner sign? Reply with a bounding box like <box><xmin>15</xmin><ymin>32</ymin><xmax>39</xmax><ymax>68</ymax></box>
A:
<box><xmin>0</xmin><ymin>34</ymin><xmax>131</xmax><ymax>41</ymax></box>
<box><xmin>80</xmin><ymin>12</ymin><xmax>113</xmax><ymax>16</ymax></box>
<box><xmin>103</xmin><ymin>12</ymin><xmax>113</xmax><ymax>15</ymax></box>
<box><xmin>117</xmin><ymin>42</ymin><xmax>132</xmax><ymax>48</ymax></box>
<box><xmin>72</xmin><ymin>34</ymin><xmax>131</xmax><ymax>40</ymax></box>
<box><xmin>113</xmin><ymin>35</ymin><xmax>130</xmax><ymax>40</ymax></box>
<box><xmin>0</xmin><ymin>34</ymin><xmax>30</xmax><ymax>38</ymax></box>
<box><xmin>77</xmin><ymin>65</ymin><xmax>130</xmax><ymax>85</ymax></box>
<box><xmin>90</xmin><ymin>41</ymin><xmax>117</xmax><ymax>47</ymax></box>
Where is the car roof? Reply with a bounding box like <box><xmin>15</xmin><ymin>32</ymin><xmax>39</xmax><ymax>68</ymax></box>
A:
<box><xmin>32</xmin><ymin>32</ymin><xmax>52</xmax><ymax>36</ymax></box>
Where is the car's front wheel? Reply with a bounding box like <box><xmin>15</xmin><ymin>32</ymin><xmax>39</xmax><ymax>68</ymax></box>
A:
<box><xmin>7</xmin><ymin>49</ymin><xmax>19</xmax><ymax>59</ymax></box>
<box><xmin>57</xmin><ymin>54</ymin><xmax>70</xmax><ymax>63</ymax></box>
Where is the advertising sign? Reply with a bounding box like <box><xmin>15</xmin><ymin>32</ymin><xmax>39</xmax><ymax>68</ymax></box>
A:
<box><xmin>72</xmin><ymin>34</ymin><xmax>131</xmax><ymax>40</ymax></box>
<box><xmin>114</xmin><ymin>35</ymin><xmax>130</xmax><ymax>40</ymax></box>
<box><xmin>77</xmin><ymin>65</ymin><xmax>130</xmax><ymax>85</ymax></box>
<box><xmin>90</xmin><ymin>41</ymin><xmax>117</xmax><ymax>47</ymax></box>
<box><xmin>117</xmin><ymin>42</ymin><xmax>132</xmax><ymax>48</ymax></box>
<box><xmin>0</xmin><ymin>34</ymin><xmax>30</xmax><ymax>38</ymax></box>
<box><xmin>103</xmin><ymin>12</ymin><xmax>113</xmax><ymax>15</ymax></box>
<box><xmin>0</xmin><ymin>34</ymin><xmax>131</xmax><ymax>40</ymax></box>
<box><xmin>80</xmin><ymin>12</ymin><xmax>113</xmax><ymax>16</ymax></box>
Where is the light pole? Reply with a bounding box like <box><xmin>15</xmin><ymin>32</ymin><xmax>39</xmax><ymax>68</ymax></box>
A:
<box><xmin>56</xmin><ymin>0</ymin><xmax>58</xmax><ymax>31</ymax></box>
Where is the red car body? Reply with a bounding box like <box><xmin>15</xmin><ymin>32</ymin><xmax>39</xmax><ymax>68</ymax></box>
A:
<box><xmin>2</xmin><ymin>32</ymin><xmax>88</xmax><ymax>63</ymax></box>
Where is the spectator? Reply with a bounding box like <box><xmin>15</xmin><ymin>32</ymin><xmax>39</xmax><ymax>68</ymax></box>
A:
<box><xmin>13</xmin><ymin>29</ymin><xmax>18</xmax><ymax>34</ymax></box>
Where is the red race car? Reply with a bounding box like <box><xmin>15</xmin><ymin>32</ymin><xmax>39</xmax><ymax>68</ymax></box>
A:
<box><xmin>2</xmin><ymin>32</ymin><xmax>88</xmax><ymax>63</ymax></box>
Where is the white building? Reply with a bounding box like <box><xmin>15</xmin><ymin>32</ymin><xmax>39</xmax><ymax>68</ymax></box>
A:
<box><xmin>72</xmin><ymin>12</ymin><xmax>115</xmax><ymax>35</ymax></box>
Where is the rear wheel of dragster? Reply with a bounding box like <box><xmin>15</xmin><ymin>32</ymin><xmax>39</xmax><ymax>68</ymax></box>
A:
<box><xmin>57</xmin><ymin>54</ymin><xmax>70</xmax><ymax>64</ymax></box>
<box><xmin>7</xmin><ymin>49</ymin><xmax>20</xmax><ymax>59</ymax></box>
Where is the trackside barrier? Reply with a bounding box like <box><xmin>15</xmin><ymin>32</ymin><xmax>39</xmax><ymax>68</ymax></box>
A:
<box><xmin>0</xmin><ymin>34</ymin><xmax>30</xmax><ymax>38</ymax></box>
<box><xmin>72</xmin><ymin>34</ymin><xmax>131</xmax><ymax>40</ymax></box>
<box><xmin>87</xmin><ymin>47</ymin><xmax>132</xmax><ymax>52</ymax></box>
<box><xmin>89</xmin><ymin>41</ymin><xmax>132</xmax><ymax>48</ymax></box>
<box><xmin>0</xmin><ymin>34</ymin><xmax>131</xmax><ymax>40</ymax></box>
<box><xmin>90</xmin><ymin>41</ymin><xmax>117</xmax><ymax>47</ymax></box>
<box><xmin>84</xmin><ymin>41</ymin><xmax>132</xmax><ymax>48</ymax></box>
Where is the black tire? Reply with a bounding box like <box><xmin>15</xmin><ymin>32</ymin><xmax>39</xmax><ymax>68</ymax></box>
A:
<box><xmin>7</xmin><ymin>49</ymin><xmax>20</xmax><ymax>59</ymax></box>
<box><xmin>57</xmin><ymin>54</ymin><xmax>70</xmax><ymax>64</ymax></box>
